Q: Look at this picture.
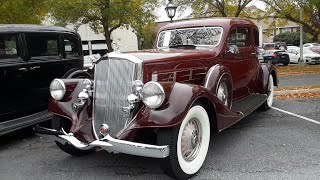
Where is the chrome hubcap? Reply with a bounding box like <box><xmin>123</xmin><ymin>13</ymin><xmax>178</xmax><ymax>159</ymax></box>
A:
<box><xmin>181</xmin><ymin>118</ymin><xmax>202</xmax><ymax>161</ymax></box>
<box><xmin>217</xmin><ymin>82</ymin><xmax>228</xmax><ymax>106</ymax></box>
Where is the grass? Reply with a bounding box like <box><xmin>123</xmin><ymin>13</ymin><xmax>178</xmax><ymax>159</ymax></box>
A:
<box><xmin>275</xmin><ymin>92</ymin><xmax>320</xmax><ymax>100</ymax></box>
<box><xmin>276</xmin><ymin>64</ymin><xmax>320</xmax><ymax>76</ymax></box>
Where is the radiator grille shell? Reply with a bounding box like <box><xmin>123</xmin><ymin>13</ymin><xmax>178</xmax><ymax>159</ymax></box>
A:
<box><xmin>93</xmin><ymin>54</ymin><xmax>142</xmax><ymax>138</ymax></box>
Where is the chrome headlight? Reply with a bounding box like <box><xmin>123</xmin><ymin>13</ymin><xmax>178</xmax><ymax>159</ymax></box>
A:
<box><xmin>141</xmin><ymin>82</ymin><xmax>165</xmax><ymax>109</ymax></box>
<box><xmin>49</xmin><ymin>79</ymin><xmax>66</xmax><ymax>101</ymax></box>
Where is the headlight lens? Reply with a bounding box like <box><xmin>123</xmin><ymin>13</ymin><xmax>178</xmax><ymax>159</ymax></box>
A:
<box><xmin>141</xmin><ymin>82</ymin><xmax>165</xmax><ymax>109</ymax></box>
<box><xmin>50</xmin><ymin>79</ymin><xmax>66</xmax><ymax>101</ymax></box>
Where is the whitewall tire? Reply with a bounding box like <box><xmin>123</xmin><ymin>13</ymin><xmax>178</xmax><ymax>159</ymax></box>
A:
<box><xmin>260</xmin><ymin>74</ymin><xmax>274</xmax><ymax>111</ymax></box>
<box><xmin>157</xmin><ymin>103</ymin><xmax>210</xmax><ymax>179</ymax></box>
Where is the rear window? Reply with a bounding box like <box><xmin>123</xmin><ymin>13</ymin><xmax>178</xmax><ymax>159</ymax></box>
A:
<box><xmin>0</xmin><ymin>34</ymin><xmax>18</xmax><ymax>59</ymax></box>
<box><xmin>64</xmin><ymin>34</ymin><xmax>80</xmax><ymax>56</ymax></box>
<box><xmin>25</xmin><ymin>33</ymin><xmax>59</xmax><ymax>57</ymax></box>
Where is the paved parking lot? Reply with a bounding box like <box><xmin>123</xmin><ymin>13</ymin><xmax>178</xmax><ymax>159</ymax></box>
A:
<box><xmin>0</xmin><ymin>98</ymin><xmax>319</xmax><ymax>180</ymax></box>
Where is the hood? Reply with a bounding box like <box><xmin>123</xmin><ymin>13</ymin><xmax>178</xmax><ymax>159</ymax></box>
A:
<box><xmin>121</xmin><ymin>48</ymin><xmax>220</xmax><ymax>64</ymax></box>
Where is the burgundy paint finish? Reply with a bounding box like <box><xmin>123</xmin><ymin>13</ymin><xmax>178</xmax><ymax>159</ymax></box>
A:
<box><xmin>48</xmin><ymin>18</ymin><xmax>278</xmax><ymax>143</ymax></box>
<box><xmin>48</xmin><ymin>79</ymin><xmax>96</xmax><ymax>143</ymax></box>
<box><xmin>118</xmin><ymin>82</ymin><xmax>242</xmax><ymax>136</ymax></box>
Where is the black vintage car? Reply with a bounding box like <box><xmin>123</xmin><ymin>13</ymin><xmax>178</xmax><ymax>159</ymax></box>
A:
<box><xmin>0</xmin><ymin>24</ymin><xmax>90</xmax><ymax>135</ymax></box>
<box><xmin>263</xmin><ymin>49</ymin><xmax>290</xmax><ymax>66</ymax></box>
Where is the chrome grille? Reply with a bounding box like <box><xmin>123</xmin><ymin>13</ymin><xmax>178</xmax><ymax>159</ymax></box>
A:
<box><xmin>93</xmin><ymin>56</ymin><xmax>142</xmax><ymax>137</ymax></box>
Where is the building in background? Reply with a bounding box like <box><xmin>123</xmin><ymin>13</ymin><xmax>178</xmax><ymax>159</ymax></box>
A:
<box><xmin>77</xmin><ymin>24</ymin><xmax>138</xmax><ymax>55</ymax></box>
<box><xmin>43</xmin><ymin>19</ymin><xmax>138</xmax><ymax>54</ymax></box>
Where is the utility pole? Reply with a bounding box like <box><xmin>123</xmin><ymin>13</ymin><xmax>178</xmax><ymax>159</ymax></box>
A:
<box><xmin>299</xmin><ymin>0</ymin><xmax>304</xmax><ymax>66</ymax></box>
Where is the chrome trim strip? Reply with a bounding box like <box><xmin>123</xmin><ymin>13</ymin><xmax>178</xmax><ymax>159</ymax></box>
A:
<box><xmin>204</xmin><ymin>64</ymin><xmax>219</xmax><ymax>88</ymax></box>
<box><xmin>36</xmin><ymin>127</ymin><xmax>169</xmax><ymax>159</ymax></box>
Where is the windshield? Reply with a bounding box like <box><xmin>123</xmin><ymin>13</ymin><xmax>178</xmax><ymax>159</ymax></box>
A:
<box><xmin>157</xmin><ymin>27</ymin><xmax>223</xmax><ymax>48</ymax></box>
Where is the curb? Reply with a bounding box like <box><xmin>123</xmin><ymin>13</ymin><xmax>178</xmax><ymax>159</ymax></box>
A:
<box><xmin>274</xmin><ymin>88</ymin><xmax>320</xmax><ymax>96</ymax></box>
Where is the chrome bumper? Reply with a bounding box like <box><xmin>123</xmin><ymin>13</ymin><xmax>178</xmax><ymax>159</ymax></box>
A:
<box><xmin>34</xmin><ymin>126</ymin><xmax>169</xmax><ymax>158</ymax></box>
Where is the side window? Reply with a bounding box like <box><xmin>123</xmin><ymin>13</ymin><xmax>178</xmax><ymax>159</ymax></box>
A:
<box><xmin>227</xmin><ymin>27</ymin><xmax>250</xmax><ymax>47</ymax></box>
<box><xmin>25</xmin><ymin>33</ymin><xmax>59</xmax><ymax>57</ymax></box>
<box><xmin>64</xmin><ymin>34</ymin><xmax>80</xmax><ymax>56</ymax></box>
<box><xmin>227</xmin><ymin>29</ymin><xmax>237</xmax><ymax>46</ymax></box>
<box><xmin>0</xmin><ymin>34</ymin><xmax>18</xmax><ymax>59</ymax></box>
<box><xmin>253</xmin><ymin>29</ymin><xmax>259</xmax><ymax>47</ymax></box>
<box><xmin>236</xmin><ymin>28</ymin><xmax>250</xmax><ymax>47</ymax></box>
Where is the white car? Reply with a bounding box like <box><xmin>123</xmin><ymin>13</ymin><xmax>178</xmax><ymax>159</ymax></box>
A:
<box><xmin>303</xmin><ymin>43</ymin><xmax>320</xmax><ymax>48</ymax></box>
<box><xmin>83</xmin><ymin>54</ymin><xmax>101</xmax><ymax>69</ymax></box>
<box><xmin>286</xmin><ymin>47</ymin><xmax>320</xmax><ymax>64</ymax></box>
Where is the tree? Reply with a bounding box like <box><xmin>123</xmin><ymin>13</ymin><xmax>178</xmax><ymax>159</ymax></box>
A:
<box><xmin>176</xmin><ymin>0</ymin><xmax>253</xmax><ymax>18</ymax></box>
<box><xmin>47</xmin><ymin>0</ymin><xmax>158</xmax><ymax>52</ymax></box>
<box><xmin>273</xmin><ymin>31</ymin><xmax>312</xmax><ymax>46</ymax></box>
<box><xmin>261</xmin><ymin>0</ymin><xmax>320</xmax><ymax>41</ymax></box>
<box><xmin>0</xmin><ymin>0</ymin><xmax>48</xmax><ymax>24</ymax></box>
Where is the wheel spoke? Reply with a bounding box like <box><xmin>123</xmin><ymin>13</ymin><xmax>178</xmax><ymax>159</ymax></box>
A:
<box><xmin>180</xmin><ymin>118</ymin><xmax>202</xmax><ymax>161</ymax></box>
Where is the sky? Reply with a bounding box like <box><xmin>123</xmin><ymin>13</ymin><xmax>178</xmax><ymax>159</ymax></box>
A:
<box><xmin>155</xmin><ymin>0</ymin><xmax>266</xmax><ymax>22</ymax></box>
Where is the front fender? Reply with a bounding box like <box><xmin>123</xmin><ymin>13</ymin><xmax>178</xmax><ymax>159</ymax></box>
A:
<box><xmin>123</xmin><ymin>82</ymin><xmax>241</xmax><ymax>134</ymax></box>
<box><xmin>48</xmin><ymin>79</ymin><xmax>95</xmax><ymax>143</ymax></box>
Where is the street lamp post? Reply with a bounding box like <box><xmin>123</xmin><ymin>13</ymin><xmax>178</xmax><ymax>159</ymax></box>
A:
<box><xmin>165</xmin><ymin>0</ymin><xmax>177</xmax><ymax>22</ymax></box>
<box><xmin>299</xmin><ymin>0</ymin><xmax>305</xmax><ymax>66</ymax></box>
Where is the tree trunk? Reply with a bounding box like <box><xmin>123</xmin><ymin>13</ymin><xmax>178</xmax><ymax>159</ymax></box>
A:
<box><xmin>104</xmin><ymin>30</ymin><xmax>113</xmax><ymax>52</ymax></box>
<box><xmin>102</xmin><ymin>22</ymin><xmax>113</xmax><ymax>53</ymax></box>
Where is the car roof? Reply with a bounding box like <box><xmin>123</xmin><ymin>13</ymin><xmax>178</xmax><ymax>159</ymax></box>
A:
<box><xmin>159</xmin><ymin>18</ymin><xmax>256</xmax><ymax>31</ymax></box>
<box><xmin>0</xmin><ymin>24</ymin><xmax>76</xmax><ymax>34</ymax></box>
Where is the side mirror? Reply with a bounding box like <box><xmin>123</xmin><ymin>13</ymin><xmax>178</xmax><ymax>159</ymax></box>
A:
<box><xmin>227</xmin><ymin>45</ymin><xmax>239</xmax><ymax>54</ymax></box>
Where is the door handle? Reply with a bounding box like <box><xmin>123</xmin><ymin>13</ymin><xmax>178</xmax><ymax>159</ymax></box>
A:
<box><xmin>30</xmin><ymin>66</ymin><xmax>41</xmax><ymax>71</ymax></box>
<box><xmin>18</xmin><ymin>68</ymin><xmax>28</xmax><ymax>72</ymax></box>
<box><xmin>251</xmin><ymin>52</ymin><xmax>257</xmax><ymax>55</ymax></box>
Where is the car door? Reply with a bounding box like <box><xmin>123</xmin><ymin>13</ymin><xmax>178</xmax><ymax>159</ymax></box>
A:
<box><xmin>287</xmin><ymin>49</ymin><xmax>299</xmax><ymax>63</ymax></box>
<box><xmin>25</xmin><ymin>32</ymin><xmax>83</xmax><ymax>111</ymax></box>
<box><xmin>222</xmin><ymin>26</ymin><xmax>255</xmax><ymax>100</ymax></box>
<box><xmin>0</xmin><ymin>33</ymin><xmax>36</xmax><ymax>122</ymax></box>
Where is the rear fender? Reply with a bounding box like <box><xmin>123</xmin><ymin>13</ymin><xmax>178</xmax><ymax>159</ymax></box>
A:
<box><xmin>62</xmin><ymin>68</ymin><xmax>92</xmax><ymax>79</ymax></box>
<box><xmin>255</xmin><ymin>63</ymin><xmax>278</xmax><ymax>94</ymax></box>
<box><xmin>203</xmin><ymin>64</ymin><xmax>233</xmax><ymax>95</ymax></box>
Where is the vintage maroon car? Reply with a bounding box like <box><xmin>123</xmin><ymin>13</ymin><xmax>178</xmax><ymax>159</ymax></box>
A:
<box><xmin>36</xmin><ymin>18</ymin><xmax>278</xmax><ymax>179</ymax></box>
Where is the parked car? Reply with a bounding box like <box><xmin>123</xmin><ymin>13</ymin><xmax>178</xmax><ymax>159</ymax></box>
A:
<box><xmin>303</xmin><ymin>43</ymin><xmax>320</xmax><ymax>48</ymax></box>
<box><xmin>262</xmin><ymin>42</ymin><xmax>287</xmax><ymax>50</ymax></box>
<box><xmin>35</xmin><ymin>18</ymin><xmax>278</xmax><ymax>179</ymax></box>
<box><xmin>287</xmin><ymin>47</ymin><xmax>320</xmax><ymax>64</ymax></box>
<box><xmin>0</xmin><ymin>24</ymin><xmax>91</xmax><ymax>136</ymax></box>
<box><xmin>263</xmin><ymin>49</ymin><xmax>290</xmax><ymax>65</ymax></box>
<box><xmin>257</xmin><ymin>46</ymin><xmax>264</xmax><ymax>62</ymax></box>
<box><xmin>303</xmin><ymin>43</ymin><xmax>320</xmax><ymax>54</ymax></box>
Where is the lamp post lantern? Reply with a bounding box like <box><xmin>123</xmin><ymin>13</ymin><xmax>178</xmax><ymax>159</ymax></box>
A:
<box><xmin>165</xmin><ymin>0</ymin><xmax>177</xmax><ymax>22</ymax></box>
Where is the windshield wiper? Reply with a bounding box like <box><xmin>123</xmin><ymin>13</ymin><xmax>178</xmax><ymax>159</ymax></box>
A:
<box><xmin>169</xmin><ymin>44</ymin><xmax>196</xmax><ymax>49</ymax></box>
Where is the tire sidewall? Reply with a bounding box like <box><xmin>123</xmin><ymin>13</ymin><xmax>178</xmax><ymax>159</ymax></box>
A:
<box><xmin>266</xmin><ymin>75</ymin><xmax>274</xmax><ymax>108</ymax></box>
<box><xmin>177</xmin><ymin>105</ymin><xmax>210</xmax><ymax>175</ymax></box>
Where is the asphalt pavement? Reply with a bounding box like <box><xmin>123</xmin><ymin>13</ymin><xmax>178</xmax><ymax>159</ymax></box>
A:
<box><xmin>278</xmin><ymin>73</ymin><xmax>320</xmax><ymax>87</ymax></box>
<box><xmin>1</xmin><ymin>98</ymin><xmax>319</xmax><ymax>180</ymax></box>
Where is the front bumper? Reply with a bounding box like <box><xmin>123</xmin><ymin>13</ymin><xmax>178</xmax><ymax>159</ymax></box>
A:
<box><xmin>34</xmin><ymin>126</ymin><xmax>169</xmax><ymax>159</ymax></box>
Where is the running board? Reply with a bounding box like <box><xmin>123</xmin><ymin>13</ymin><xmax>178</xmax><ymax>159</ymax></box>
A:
<box><xmin>231</xmin><ymin>94</ymin><xmax>267</xmax><ymax>117</ymax></box>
